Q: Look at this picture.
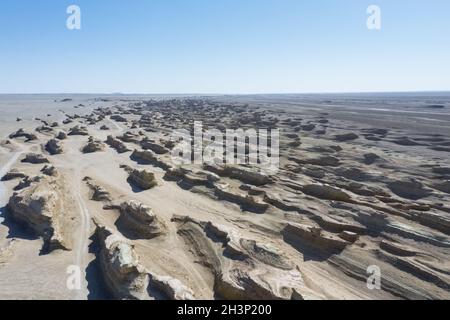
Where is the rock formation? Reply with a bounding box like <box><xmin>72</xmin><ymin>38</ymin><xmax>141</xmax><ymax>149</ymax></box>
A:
<box><xmin>7</xmin><ymin>176</ymin><xmax>71</xmax><ymax>253</ymax></box>
<box><xmin>106</xmin><ymin>135</ymin><xmax>131</xmax><ymax>153</ymax></box>
<box><xmin>9</xmin><ymin>129</ymin><xmax>37</xmax><ymax>141</ymax></box>
<box><xmin>94</xmin><ymin>223</ymin><xmax>149</xmax><ymax>300</ymax></box>
<box><xmin>45</xmin><ymin>139</ymin><xmax>63</xmax><ymax>155</ymax></box>
<box><xmin>22</xmin><ymin>153</ymin><xmax>49</xmax><ymax>164</ymax></box>
<box><xmin>122</xmin><ymin>166</ymin><xmax>158</xmax><ymax>190</ymax></box>
<box><xmin>82</xmin><ymin>136</ymin><xmax>105</xmax><ymax>153</ymax></box>
<box><xmin>116</xmin><ymin>201</ymin><xmax>166</xmax><ymax>239</ymax></box>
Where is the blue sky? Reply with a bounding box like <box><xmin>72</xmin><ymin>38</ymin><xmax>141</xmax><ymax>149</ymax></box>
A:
<box><xmin>0</xmin><ymin>0</ymin><xmax>449</xmax><ymax>94</ymax></box>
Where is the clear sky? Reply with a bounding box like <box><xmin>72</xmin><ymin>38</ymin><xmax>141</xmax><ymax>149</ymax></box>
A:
<box><xmin>0</xmin><ymin>0</ymin><xmax>449</xmax><ymax>94</ymax></box>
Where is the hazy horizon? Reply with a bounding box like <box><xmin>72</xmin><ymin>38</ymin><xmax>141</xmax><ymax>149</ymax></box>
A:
<box><xmin>1</xmin><ymin>0</ymin><xmax>450</xmax><ymax>94</ymax></box>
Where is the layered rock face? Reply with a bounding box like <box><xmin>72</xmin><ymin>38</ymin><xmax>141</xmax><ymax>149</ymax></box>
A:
<box><xmin>283</xmin><ymin>223</ymin><xmax>350</xmax><ymax>255</ymax></box>
<box><xmin>94</xmin><ymin>222</ymin><xmax>192</xmax><ymax>300</ymax></box>
<box><xmin>7</xmin><ymin>175</ymin><xmax>71</xmax><ymax>253</ymax></box>
<box><xmin>94</xmin><ymin>223</ymin><xmax>149</xmax><ymax>300</ymax></box>
<box><xmin>117</xmin><ymin>201</ymin><xmax>166</xmax><ymax>239</ymax></box>
<box><xmin>173</xmin><ymin>215</ymin><xmax>319</xmax><ymax>300</ymax></box>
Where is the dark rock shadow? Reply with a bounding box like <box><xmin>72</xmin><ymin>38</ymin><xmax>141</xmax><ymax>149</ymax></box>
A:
<box><xmin>0</xmin><ymin>206</ymin><xmax>38</xmax><ymax>241</ymax></box>
<box><xmin>282</xmin><ymin>235</ymin><xmax>338</xmax><ymax>262</ymax></box>
<box><xmin>126</xmin><ymin>178</ymin><xmax>145</xmax><ymax>193</ymax></box>
<box><xmin>85</xmin><ymin>232</ymin><xmax>113</xmax><ymax>300</ymax></box>
<box><xmin>114</xmin><ymin>217</ymin><xmax>146</xmax><ymax>241</ymax></box>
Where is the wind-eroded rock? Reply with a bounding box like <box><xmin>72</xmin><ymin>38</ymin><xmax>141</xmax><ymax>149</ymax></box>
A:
<box><xmin>335</xmin><ymin>133</ymin><xmax>359</xmax><ymax>142</ymax></box>
<box><xmin>131</xmin><ymin>149</ymin><xmax>173</xmax><ymax>171</ymax></box>
<box><xmin>41</xmin><ymin>165</ymin><xmax>58</xmax><ymax>177</ymax></box>
<box><xmin>9</xmin><ymin>129</ymin><xmax>37</xmax><ymax>141</ymax></box>
<box><xmin>141</xmin><ymin>139</ymin><xmax>170</xmax><ymax>155</ymax></box>
<box><xmin>106</xmin><ymin>135</ymin><xmax>131</xmax><ymax>153</ymax></box>
<box><xmin>82</xmin><ymin>136</ymin><xmax>105</xmax><ymax>153</ymax></box>
<box><xmin>7</xmin><ymin>176</ymin><xmax>71</xmax><ymax>253</ymax></box>
<box><xmin>283</xmin><ymin>223</ymin><xmax>350</xmax><ymax>254</ymax></box>
<box><xmin>122</xmin><ymin>166</ymin><xmax>158</xmax><ymax>190</ymax></box>
<box><xmin>45</xmin><ymin>139</ymin><xmax>63</xmax><ymax>155</ymax></box>
<box><xmin>173</xmin><ymin>216</ymin><xmax>318</xmax><ymax>300</ymax></box>
<box><xmin>94</xmin><ymin>223</ymin><xmax>149</xmax><ymax>300</ymax></box>
<box><xmin>94</xmin><ymin>222</ymin><xmax>192</xmax><ymax>300</ymax></box>
<box><xmin>116</xmin><ymin>201</ymin><xmax>166</xmax><ymax>239</ymax></box>
<box><xmin>387</xmin><ymin>179</ymin><xmax>433</xmax><ymax>200</ymax></box>
<box><xmin>214</xmin><ymin>183</ymin><xmax>268</xmax><ymax>213</ymax></box>
<box><xmin>56</xmin><ymin>131</ymin><xmax>67</xmax><ymax>140</ymax></box>
<box><xmin>290</xmin><ymin>155</ymin><xmax>341</xmax><ymax>167</ymax></box>
<box><xmin>1</xmin><ymin>169</ymin><xmax>27</xmax><ymax>181</ymax></box>
<box><xmin>205</xmin><ymin>164</ymin><xmax>273</xmax><ymax>186</ymax></box>
<box><xmin>68</xmin><ymin>125</ymin><xmax>89</xmax><ymax>136</ymax></box>
<box><xmin>22</xmin><ymin>153</ymin><xmax>49</xmax><ymax>164</ymax></box>
<box><xmin>84</xmin><ymin>177</ymin><xmax>111</xmax><ymax>201</ymax></box>
<box><xmin>118</xmin><ymin>131</ymin><xmax>141</xmax><ymax>144</ymax></box>
<box><xmin>302</xmin><ymin>184</ymin><xmax>352</xmax><ymax>202</ymax></box>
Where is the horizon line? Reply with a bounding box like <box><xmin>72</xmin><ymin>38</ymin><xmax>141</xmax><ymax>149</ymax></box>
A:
<box><xmin>1</xmin><ymin>90</ymin><xmax>450</xmax><ymax>96</ymax></box>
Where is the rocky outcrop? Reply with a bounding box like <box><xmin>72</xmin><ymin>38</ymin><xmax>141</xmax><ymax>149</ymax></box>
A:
<box><xmin>110</xmin><ymin>115</ymin><xmax>127</xmax><ymax>123</ymax></box>
<box><xmin>290</xmin><ymin>155</ymin><xmax>341</xmax><ymax>167</ymax></box>
<box><xmin>9</xmin><ymin>129</ymin><xmax>37</xmax><ymax>141</ymax></box>
<box><xmin>1</xmin><ymin>169</ymin><xmax>27</xmax><ymax>181</ymax></box>
<box><xmin>7</xmin><ymin>176</ymin><xmax>71</xmax><ymax>253</ymax></box>
<box><xmin>131</xmin><ymin>149</ymin><xmax>173</xmax><ymax>171</ymax></box>
<box><xmin>94</xmin><ymin>223</ymin><xmax>149</xmax><ymax>300</ymax></box>
<box><xmin>148</xmin><ymin>274</ymin><xmax>195</xmax><ymax>300</ymax></box>
<box><xmin>82</xmin><ymin>136</ymin><xmax>105</xmax><ymax>153</ymax></box>
<box><xmin>302</xmin><ymin>184</ymin><xmax>352</xmax><ymax>202</ymax></box>
<box><xmin>387</xmin><ymin>179</ymin><xmax>433</xmax><ymax>200</ymax></box>
<box><xmin>204</xmin><ymin>164</ymin><xmax>273</xmax><ymax>186</ymax></box>
<box><xmin>116</xmin><ymin>201</ymin><xmax>166</xmax><ymax>239</ymax></box>
<box><xmin>22</xmin><ymin>153</ymin><xmax>49</xmax><ymax>164</ymax></box>
<box><xmin>363</xmin><ymin>153</ymin><xmax>381</xmax><ymax>165</ymax></box>
<box><xmin>173</xmin><ymin>216</ymin><xmax>318</xmax><ymax>300</ymax></box>
<box><xmin>141</xmin><ymin>139</ymin><xmax>170</xmax><ymax>155</ymax></box>
<box><xmin>283</xmin><ymin>223</ymin><xmax>350</xmax><ymax>255</ymax></box>
<box><xmin>118</xmin><ymin>131</ymin><xmax>141</xmax><ymax>144</ymax></box>
<box><xmin>122</xmin><ymin>166</ymin><xmax>158</xmax><ymax>190</ymax></box>
<box><xmin>41</xmin><ymin>165</ymin><xmax>58</xmax><ymax>177</ymax></box>
<box><xmin>433</xmin><ymin>181</ymin><xmax>450</xmax><ymax>194</ymax></box>
<box><xmin>84</xmin><ymin>177</ymin><xmax>111</xmax><ymax>202</ymax></box>
<box><xmin>45</xmin><ymin>139</ymin><xmax>63</xmax><ymax>155</ymax></box>
<box><xmin>106</xmin><ymin>135</ymin><xmax>131</xmax><ymax>153</ymax></box>
<box><xmin>68</xmin><ymin>125</ymin><xmax>89</xmax><ymax>136</ymax></box>
<box><xmin>335</xmin><ymin>133</ymin><xmax>359</xmax><ymax>142</ymax></box>
<box><xmin>56</xmin><ymin>131</ymin><xmax>67</xmax><ymax>140</ymax></box>
<box><xmin>214</xmin><ymin>183</ymin><xmax>268</xmax><ymax>213</ymax></box>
